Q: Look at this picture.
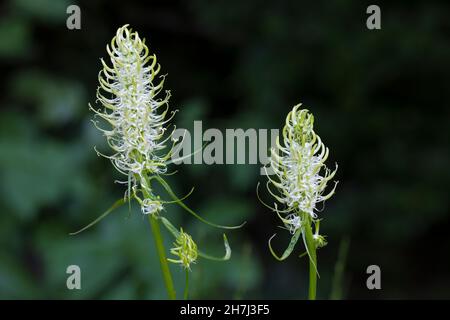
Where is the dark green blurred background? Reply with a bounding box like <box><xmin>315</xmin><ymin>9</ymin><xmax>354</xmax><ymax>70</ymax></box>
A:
<box><xmin>1</xmin><ymin>0</ymin><xmax>449</xmax><ymax>299</ymax></box>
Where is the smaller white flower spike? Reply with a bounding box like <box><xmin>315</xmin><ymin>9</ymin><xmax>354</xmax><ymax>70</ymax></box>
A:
<box><xmin>267</xmin><ymin>104</ymin><xmax>338</xmax><ymax>221</ymax></box>
<box><xmin>265</xmin><ymin>104</ymin><xmax>337</xmax><ymax>261</ymax></box>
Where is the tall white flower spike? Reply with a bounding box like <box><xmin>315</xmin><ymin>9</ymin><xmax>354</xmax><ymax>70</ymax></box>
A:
<box><xmin>90</xmin><ymin>24</ymin><xmax>177</xmax><ymax>215</ymax></box>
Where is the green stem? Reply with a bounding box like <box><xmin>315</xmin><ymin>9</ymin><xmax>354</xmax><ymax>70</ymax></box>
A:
<box><xmin>184</xmin><ymin>269</ymin><xmax>189</xmax><ymax>300</ymax></box>
<box><xmin>304</xmin><ymin>222</ymin><xmax>317</xmax><ymax>300</ymax></box>
<box><xmin>148</xmin><ymin>215</ymin><xmax>176</xmax><ymax>300</ymax></box>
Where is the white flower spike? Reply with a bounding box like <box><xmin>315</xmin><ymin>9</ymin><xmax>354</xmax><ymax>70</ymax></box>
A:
<box><xmin>90</xmin><ymin>24</ymin><xmax>178</xmax><ymax>215</ymax></box>
<box><xmin>267</xmin><ymin>104</ymin><xmax>338</xmax><ymax>219</ymax></box>
<box><xmin>261</xmin><ymin>104</ymin><xmax>338</xmax><ymax>300</ymax></box>
<box><xmin>262</xmin><ymin>104</ymin><xmax>338</xmax><ymax>262</ymax></box>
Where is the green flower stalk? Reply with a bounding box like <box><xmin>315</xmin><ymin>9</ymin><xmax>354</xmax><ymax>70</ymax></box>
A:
<box><xmin>73</xmin><ymin>24</ymin><xmax>243</xmax><ymax>300</ymax></box>
<box><xmin>259</xmin><ymin>104</ymin><xmax>338</xmax><ymax>300</ymax></box>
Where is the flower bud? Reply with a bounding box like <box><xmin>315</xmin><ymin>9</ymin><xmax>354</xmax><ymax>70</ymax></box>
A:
<box><xmin>168</xmin><ymin>229</ymin><xmax>198</xmax><ymax>270</ymax></box>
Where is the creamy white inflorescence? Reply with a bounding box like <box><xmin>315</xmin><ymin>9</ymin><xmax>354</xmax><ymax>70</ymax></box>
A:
<box><xmin>90</xmin><ymin>25</ymin><xmax>177</xmax><ymax>215</ymax></box>
<box><xmin>267</xmin><ymin>104</ymin><xmax>338</xmax><ymax>233</ymax></box>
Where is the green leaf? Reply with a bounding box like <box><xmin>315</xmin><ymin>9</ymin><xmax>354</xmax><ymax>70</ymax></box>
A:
<box><xmin>70</xmin><ymin>198</ymin><xmax>126</xmax><ymax>235</ymax></box>
<box><xmin>154</xmin><ymin>175</ymin><xmax>246</xmax><ymax>230</ymax></box>
<box><xmin>268</xmin><ymin>228</ymin><xmax>301</xmax><ymax>261</ymax></box>
<box><xmin>198</xmin><ymin>234</ymin><xmax>231</xmax><ymax>261</ymax></box>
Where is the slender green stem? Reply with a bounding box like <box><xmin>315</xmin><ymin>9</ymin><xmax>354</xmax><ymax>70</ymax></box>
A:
<box><xmin>148</xmin><ymin>215</ymin><xmax>176</xmax><ymax>300</ymax></box>
<box><xmin>304</xmin><ymin>222</ymin><xmax>317</xmax><ymax>300</ymax></box>
<box><xmin>184</xmin><ymin>269</ymin><xmax>189</xmax><ymax>300</ymax></box>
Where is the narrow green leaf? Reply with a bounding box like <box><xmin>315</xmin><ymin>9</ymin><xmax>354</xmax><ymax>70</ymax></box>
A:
<box><xmin>154</xmin><ymin>175</ymin><xmax>246</xmax><ymax>230</ymax></box>
<box><xmin>69</xmin><ymin>198</ymin><xmax>125</xmax><ymax>235</ymax></box>
<box><xmin>198</xmin><ymin>234</ymin><xmax>231</xmax><ymax>261</ymax></box>
<box><xmin>268</xmin><ymin>228</ymin><xmax>301</xmax><ymax>261</ymax></box>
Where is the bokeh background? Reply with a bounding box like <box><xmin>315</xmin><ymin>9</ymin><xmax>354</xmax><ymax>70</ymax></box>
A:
<box><xmin>1</xmin><ymin>0</ymin><xmax>449</xmax><ymax>299</ymax></box>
